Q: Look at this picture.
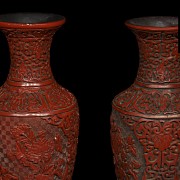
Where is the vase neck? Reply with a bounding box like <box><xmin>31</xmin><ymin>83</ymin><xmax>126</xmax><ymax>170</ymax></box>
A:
<box><xmin>133</xmin><ymin>30</ymin><xmax>179</xmax><ymax>88</ymax></box>
<box><xmin>3</xmin><ymin>28</ymin><xmax>57</xmax><ymax>86</ymax></box>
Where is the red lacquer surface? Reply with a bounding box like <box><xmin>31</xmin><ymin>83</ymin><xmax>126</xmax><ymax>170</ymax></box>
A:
<box><xmin>0</xmin><ymin>14</ymin><xmax>79</xmax><ymax>179</ymax></box>
<box><xmin>111</xmin><ymin>17</ymin><xmax>179</xmax><ymax>179</ymax></box>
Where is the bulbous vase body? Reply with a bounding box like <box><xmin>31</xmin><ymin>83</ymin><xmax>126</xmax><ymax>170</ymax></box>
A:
<box><xmin>0</xmin><ymin>13</ymin><xmax>79</xmax><ymax>180</ymax></box>
<box><xmin>111</xmin><ymin>16</ymin><xmax>179</xmax><ymax>179</ymax></box>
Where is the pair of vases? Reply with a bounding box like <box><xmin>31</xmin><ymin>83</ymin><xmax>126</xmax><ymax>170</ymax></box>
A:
<box><xmin>0</xmin><ymin>13</ymin><xmax>179</xmax><ymax>179</ymax></box>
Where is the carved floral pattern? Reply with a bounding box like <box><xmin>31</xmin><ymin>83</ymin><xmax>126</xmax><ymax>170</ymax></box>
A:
<box><xmin>7</xmin><ymin>38</ymin><xmax>52</xmax><ymax>82</ymax></box>
<box><xmin>122</xmin><ymin>115</ymin><xmax>180</xmax><ymax>179</ymax></box>
<box><xmin>134</xmin><ymin>31</ymin><xmax>179</xmax><ymax>83</ymax></box>
<box><xmin>2</xmin><ymin>29</ymin><xmax>56</xmax><ymax>83</ymax></box>
<box><xmin>8</xmin><ymin>123</ymin><xmax>65</xmax><ymax>179</ymax></box>
<box><xmin>1</xmin><ymin>108</ymin><xmax>79</xmax><ymax>179</ymax></box>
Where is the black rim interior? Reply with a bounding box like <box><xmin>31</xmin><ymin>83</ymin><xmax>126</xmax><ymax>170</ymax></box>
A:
<box><xmin>0</xmin><ymin>13</ymin><xmax>64</xmax><ymax>24</ymax></box>
<box><xmin>126</xmin><ymin>16</ymin><xmax>178</xmax><ymax>27</ymax></box>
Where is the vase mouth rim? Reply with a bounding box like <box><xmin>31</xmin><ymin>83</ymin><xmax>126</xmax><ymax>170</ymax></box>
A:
<box><xmin>125</xmin><ymin>16</ymin><xmax>178</xmax><ymax>31</ymax></box>
<box><xmin>0</xmin><ymin>12</ymin><xmax>65</xmax><ymax>29</ymax></box>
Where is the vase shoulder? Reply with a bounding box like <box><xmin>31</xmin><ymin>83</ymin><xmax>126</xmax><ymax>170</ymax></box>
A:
<box><xmin>0</xmin><ymin>82</ymin><xmax>77</xmax><ymax>117</ymax></box>
<box><xmin>112</xmin><ymin>83</ymin><xmax>180</xmax><ymax>119</ymax></box>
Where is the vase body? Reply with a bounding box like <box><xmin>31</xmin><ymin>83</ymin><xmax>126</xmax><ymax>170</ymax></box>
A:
<box><xmin>0</xmin><ymin>13</ymin><xmax>79</xmax><ymax>180</ymax></box>
<box><xmin>111</xmin><ymin>16</ymin><xmax>179</xmax><ymax>179</ymax></box>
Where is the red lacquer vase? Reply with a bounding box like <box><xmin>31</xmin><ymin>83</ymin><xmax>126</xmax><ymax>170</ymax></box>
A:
<box><xmin>0</xmin><ymin>13</ymin><xmax>79</xmax><ymax>179</ymax></box>
<box><xmin>111</xmin><ymin>16</ymin><xmax>179</xmax><ymax>179</ymax></box>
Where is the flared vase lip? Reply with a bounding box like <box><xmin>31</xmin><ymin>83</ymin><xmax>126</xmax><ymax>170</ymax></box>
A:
<box><xmin>125</xmin><ymin>16</ymin><xmax>178</xmax><ymax>31</ymax></box>
<box><xmin>0</xmin><ymin>12</ymin><xmax>65</xmax><ymax>29</ymax></box>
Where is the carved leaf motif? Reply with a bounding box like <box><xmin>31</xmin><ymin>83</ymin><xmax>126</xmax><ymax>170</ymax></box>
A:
<box><xmin>127</xmin><ymin>136</ymin><xmax>137</xmax><ymax>156</ymax></box>
<box><xmin>11</xmin><ymin>124</ymin><xmax>35</xmax><ymax>145</ymax></box>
